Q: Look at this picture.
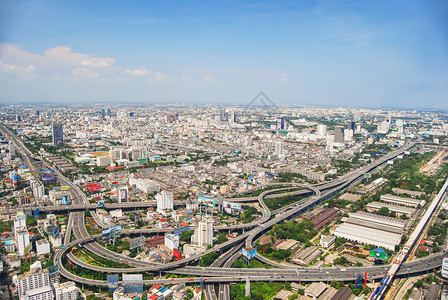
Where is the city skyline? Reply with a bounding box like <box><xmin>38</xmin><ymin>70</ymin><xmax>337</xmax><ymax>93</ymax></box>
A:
<box><xmin>1</xmin><ymin>0</ymin><xmax>448</xmax><ymax>108</ymax></box>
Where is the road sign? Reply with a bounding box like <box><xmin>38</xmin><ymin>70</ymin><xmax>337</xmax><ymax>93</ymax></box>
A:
<box><xmin>129</xmin><ymin>236</ymin><xmax>146</xmax><ymax>249</ymax></box>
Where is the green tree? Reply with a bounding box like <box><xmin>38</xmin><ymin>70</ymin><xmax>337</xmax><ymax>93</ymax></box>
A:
<box><xmin>378</xmin><ymin>207</ymin><xmax>390</xmax><ymax>216</ymax></box>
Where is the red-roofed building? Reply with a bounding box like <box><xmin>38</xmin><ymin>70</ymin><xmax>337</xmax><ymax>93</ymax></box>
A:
<box><xmin>148</xmin><ymin>295</ymin><xmax>158</xmax><ymax>300</ymax></box>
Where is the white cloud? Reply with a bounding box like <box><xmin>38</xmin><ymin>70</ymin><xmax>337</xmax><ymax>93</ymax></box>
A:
<box><xmin>126</xmin><ymin>67</ymin><xmax>150</xmax><ymax>76</ymax></box>
<box><xmin>0</xmin><ymin>60</ymin><xmax>17</xmax><ymax>71</ymax></box>
<box><xmin>150</xmin><ymin>71</ymin><xmax>169</xmax><ymax>82</ymax></box>
<box><xmin>81</xmin><ymin>57</ymin><xmax>116</xmax><ymax>67</ymax></box>
<box><xmin>0</xmin><ymin>61</ymin><xmax>37</xmax><ymax>78</ymax></box>
<box><xmin>72</xmin><ymin>68</ymin><xmax>99</xmax><ymax>78</ymax></box>
<box><xmin>203</xmin><ymin>75</ymin><xmax>219</xmax><ymax>83</ymax></box>
<box><xmin>278</xmin><ymin>78</ymin><xmax>288</xmax><ymax>83</ymax></box>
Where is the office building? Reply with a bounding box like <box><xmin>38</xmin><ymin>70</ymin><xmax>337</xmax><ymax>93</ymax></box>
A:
<box><xmin>8</xmin><ymin>141</ymin><xmax>15</xmax><ymax>159</ymax></box>
<box><xmin>54</xmin><ymin>282</ymin><xmax>80</xmax><ymax>300</ymax></box>
<box><xmin>30</xmin><ymin>180</ymin><xmax>45</xmax><ymax>199</ymax></box>
<box><xmin>52</xmin><ymin>122</ymin><xmax>63</xmax><ymax>145</ymax></box>
<box><xmin>101</xmin><ymin>109</ymin><xmax>106</xmax><ymax>118</ymax></box>
<box><xmin>230</xmin><ymin>111</ymin><xmax>236</xmax><ymax>123</ymax></box>
<box><xmin>156</xmin><ymin>191</ymin><xmax>174</xmax><ymax>212</ymax></box>
<box><xmin>275</xmin><ymin>141</ymin><xmax>285</xmax><ymax>158</ymax></box>
<box><xmin>317</xmin><ymin>124</ymin><xmax>327</xmax><ymax>137</ymax></box>
<box><xmin>192</xmin><ymin>218</ymin><xmax>214</xmax><ymax>247</ymax></box>
<box><xmin>165</xmin><ymin>233</ymin><xmax>180</xmax><ymax>250</ymax></box>
<box><xmin>277</xmin><ymin>117</ymin><xmax>285</xmax><ymax>130</ymax></box>
<box><xmin>347</xmin><ymin>121</ymin><xmax>355</xmax><ymax>131</ymax></box>
<box><xmin>333</xmin><ymin>126</ymin><xmax>344</xmax><ymax>144</ymax></box>
<box><xmin>16</xmin><ymin>269</ymin><xmax>53</xmax><ymax>300</ymax></box>
<box><xmin>16</xmin><ymin>114</ymin><xmax>22</xmax><ymax>122</ymax></box>
<box><xmin>16</xmin><ymin>227</ymin><xmax>30</xmax><ymax>256</ymax></box>
<box><xmin>117</xmin><ymin>186</ymin><xmax>129</xmax><ymax>203</ymax></box>
<box><xmin>36</xmin><ymin>239</ymin><xmax>51</xmax><ymax>256</ymax></box>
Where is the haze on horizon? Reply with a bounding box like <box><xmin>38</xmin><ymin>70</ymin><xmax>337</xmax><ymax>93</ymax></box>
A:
<box><xmin>0</xmin><ymin>0</ymin><xmax>447</xmax><ymax>109</ymax></box>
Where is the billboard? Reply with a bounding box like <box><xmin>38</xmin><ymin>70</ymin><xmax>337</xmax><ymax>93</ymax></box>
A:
<box><xmin>222</xmin><ymin>201</ymin><xmax>242</xmax><ymax>210</ymax></box>
<box><xmin>48</xmin><ymin>265</ymin><xmax>59</xmax><ymax>278</ymax></box>
<box><xmin>130</xmin><ymin>236</ymin><xmax>146</xmax><ymax>249</ymax></box>
<box><xmin>87</xmin><ymin>184</ymin><xmax>101</xmax><ymax>192</ymax></box>
<box><xmin>369</xmin><ymin>248</ymin><xmax>388</xmax><ymax>261</ymax></box>
<box><xmin>173</xmin><ymin>226</ymin><xmax>191</xmax><ymax>235</ymax></box>
<box><xmin>242</xmin><ymin>248</ymin><xmax>257</xmax><ymax>260</ymax></box>
<box><xmin>96</xmin><ymin>200</ymin><xmax>105</xmax><ymax>208</ymax></box>
<box><xmin>102</xmin><ymin>225</ymin><xmax>122</xmax><ymax>240</ymax></box>
<box><xmin>24</xmin><ymin>243</ymin><xmax>32</xmax><ymax>255</ymax></box>
<box><xmin>41</xmin><ymin>175</ymin><xmax>54</xmax><ymax>181</ymax></box>
<box><xmin>62</xmin><ymin>195</ymin><xmax>71</xmax><ymax>205</ymax></box>
<box><xmin>34</xmin><ymin>208</ymin><xmax>39</xmax><ymax>216</ymax></box>
<box><xmin>61</xmin><ymin>185</ymin><xmax>69</xmax><ymax>191</ymax></box>
<box><xmin>198</xmin><ymin>196</ymin><xmax>215</xmax><ymax>208</ymax></box>
<box><xmin>107</xmin><ymin>274</ymin><xmax>119</xmax><ymax>291</ymax></box>
<box><xmin>122</xmin><ymin>274</ymin><xmax>143</xmax><ymax>293</ymax></box>
<box><xmin>173</xmin><ymin>249</ymin><xmax>182</xmax><ymax>259</ymax></box>
<box><xmin>40</xmin><ymin>170</ymin><xmax>53</xmax><ymax>175</ymax></box>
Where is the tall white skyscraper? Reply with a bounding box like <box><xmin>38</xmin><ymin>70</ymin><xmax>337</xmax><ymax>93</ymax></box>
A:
<box><xmin>192</xmin><ymin>218</ymin><xmax>214</xmax><ymax>247</ymax></box>
<box><xmin>156</xmin><ymin>191</ymin><xmax>174</xmax><ymax>212</ymax></box>
<box><xmin>317</xmin><ymin>124</ymin><xmax>327</xmax><ymax>137</ymax></box>
<box><xmin>275</xmin><ymin>141</ymin><xmax>285</xmax><ymax>158</ymax></box>
<box><xmin>8</xmin><ymin>141</ymin><xmax>15</xmax><ymax>159</ymax></box>
<box><xmin>16</xmin><ymin>227</ymin><xmax>30</xmax><ymax>256</ymax></box>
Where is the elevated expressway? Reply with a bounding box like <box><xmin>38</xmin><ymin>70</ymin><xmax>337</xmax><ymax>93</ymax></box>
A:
<box><xmin>54</xmin><ymin>142</ymin><xmax>424</xmax><ymax>289</ymax></box>
<box><xmin>4</xmin><ymin>126</ymin><xmax>436</xmax><ymax>296</ymax></box>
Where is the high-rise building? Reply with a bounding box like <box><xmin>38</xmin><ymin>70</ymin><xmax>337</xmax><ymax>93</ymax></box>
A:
<box><xmin>117</xmin><ymin>186</ymin><xmax>129</xmax><ymax>203</ymax></box>
<box><xmin>107</xmin><ymin>108</ymin><xmax>112</xmax><ymax>117</ymax></box>
<box><xmin>230</xmin><ymin>112</ymin><xmax>236</xmax><ymax>123</ymax></box>
<box><xmin>333</xmin><ymin>126</ymin><xmax>344</xmax><ymax>144</ymax></box>
<box><xmin>15</xmin><ymin>268</ymin><xmax>53</xmax><ymax>300</ymax></box>
<box><xmin>16</xmin><ymin>227</ymin><xmax>30</xmax><ymax>256</ymax></box>
<box><xmin>347</xmin><ymin>121</ymin><xmax>355</xmax><ymax>132</ymax></box>
<box><xmin>165</xmin><ymin>233</ymin><xmax>180</xmax><ymax>250</ymax></box>
<box><xmin>35</xmin><ymin>109</ymin><xmax>40</xmax><ymax>116</ymax></box>
<box><xmin>54</xmin><ymin>282</ymin><xmax>80</xmax><ymax>300</ymax></box>
<box><xmin>277</xmin><ymin>117</ymin><xmax>285</xmax><ymax>130</ymax></box>
<box><xmin>30</xmin><ymin>180</ymin><xmax>45</xmax><ymax>199</ymax></box>
<box><xmin>220</xmin><ymin>109</ymin><xmax>228</xmax><ymax>122</ymax></box>
<box><xmin>191</xmin><ymin>218</ymin><xmax>214</xmax><ymax>247</ymax></box>
<box><xmin>275</xmin><ymin>141</ymin><xmax>285</xmax><ymax>158</ymax></box>
<box><xmin>16</xmin><ymin>114</ymin><xmax>22</xmax><ymax>122</ymax></box>
<box><xmin>8</xmin><ymin>141</ymin><xmax>15</xmax><ymax>159</ymax></box>
<box><xmin>156</xmin><ymin>191</ymin><xmax>174</xmax><ymax>212</ymax></box>
<box><xmin>101</xmin><ymin>109</ymin><xmax>106</xmax><ymax>118</ymax></box>
<box><xmin>317</xmin><ymin>124</ymin><xmax>327</xmax><ymax>137</ymax></box>
<box><xmin>13</xmin><ymin>213</ymin><xmax>26</xmax><ymax>235</ymax></box>
<box><xmin>52</xmin><ymin>122</ymin><xmax>63</xmax><ymax>145</ymax></box>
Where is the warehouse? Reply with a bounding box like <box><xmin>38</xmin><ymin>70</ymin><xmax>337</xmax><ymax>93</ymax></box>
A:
<box><xmin>292</xmin><ymin>246</ymin><xmax>322</xmax><ymax>266</ymax></box>
<box><xmin>333</xmin><ymin>212</ymin><xmax>405</xmax><ymax>250</ymax></box>
<box><xmin>380</xmin><ymin>194</ymin><xmax>426</xmax><ymax>208</ymax></box>
<box><xmin>311</xmin><ymin>207</ymin><xmax>340</xmax><ymax>229</ymax></box>
<box><xmin>366</xmin><ymin>202</ymin><xmax>415</xmax><ymax>216</ymax></box>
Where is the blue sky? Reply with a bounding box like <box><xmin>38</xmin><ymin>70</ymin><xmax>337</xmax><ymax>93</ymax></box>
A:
<box><xmin>0</xmin><ymin>0</ymin><xmax>447</xmax><ymax>108</ymax></box>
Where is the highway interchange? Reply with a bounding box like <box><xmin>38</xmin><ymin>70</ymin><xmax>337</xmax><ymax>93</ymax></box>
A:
<box><xmin>1</xmin><ymin>124</ymin><xmax>445</xmax><ymax>300</ymax></box>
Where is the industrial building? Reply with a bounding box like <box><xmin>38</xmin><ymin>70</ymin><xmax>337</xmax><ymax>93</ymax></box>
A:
<box><xmin>311</xmin><ymin>207</ymin><xmax>340</xmax><ymax>229</ymax></box>
<box><xmin>334</xmin><ymin>212</ymin><xmax>405</xmax><ymax>250</ymax></box>
<box><xmin>291</xmin><ymin>246</ymin><xmax>321</xmax><ymax>266</ymax></box>
<box><xmin>366</xmin><ymin>201</ymin><xmax>415</xmax><ymax>216</ymax></box>
<box><xmin>380</xmin><ymin>194</ymin><xmax>426</xmax><ymax>208</ymax></box>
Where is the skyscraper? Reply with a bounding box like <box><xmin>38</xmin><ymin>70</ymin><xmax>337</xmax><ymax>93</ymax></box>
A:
<box><xmin>333</xmin><ymin>126</ymin><xmax>344</xmax><ymax>144</ymax></box>
<box><xmin>277</xmin><ymin>117</ymin><xmax>285</xmax><ymax>130</ymax></box>
<box><xmin>317</xmin><ymin>124</ymin><xmax>327</xmax><ymax>137</ymax></box>
<box><xmin>16</xmin><ymin>228</ymin><xmax>30</xmax><ymax>256</ymax></box>
<box><xmin>16</xmin><ymin>268</ymin><xmax>53</xmax><ymax>300</ymax></box>
<box><xmin>8</xmin><ymin>141</ymin><xmax>15</xmax><ymax>159</ymax></box>
<box><xmin>275</xmin><ymin>141</ymin><xmax>285</xmax><ymax>158</ymax></box>
<box><xmin>156</xmin><ymin>191</ymin><xmax>174</xmax><ymax>212</ymax></box>
<box><xmin>347</xmin><ymin>121</ymin><xmax>355</xmax><ymax>132</ymax></box>
<box><xmin>101</xmin><ymin>109</ymin><xmax>106</xmax><ymax>118</ymax></box>
<box><xmin>191</xmin><ymin>218</ymin><xmax>214</xmax><ymax>247</ymax></box>
<box><xmin>52</xmin><ymin>122</ymin><xmax>63</xmax><ymax>145</ymax></box>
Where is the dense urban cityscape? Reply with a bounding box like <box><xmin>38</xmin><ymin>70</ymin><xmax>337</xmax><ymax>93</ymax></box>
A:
<box><xmin>0</xmin><ymin>104</ymin><xmax>447</xmax><ymax>300</ymax></box>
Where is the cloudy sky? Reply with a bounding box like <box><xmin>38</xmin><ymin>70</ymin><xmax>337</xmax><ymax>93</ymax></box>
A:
<box><xmin>1</xmin><ymin>0</ymin><xmax>447</xmax><ymax>108</ymax></box>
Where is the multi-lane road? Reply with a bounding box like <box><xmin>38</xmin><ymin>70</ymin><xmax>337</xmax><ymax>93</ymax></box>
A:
<box><xmin>3</xmin><ymin>125</ymin><xmax>441</xmax><ymax>299</ymax></box>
